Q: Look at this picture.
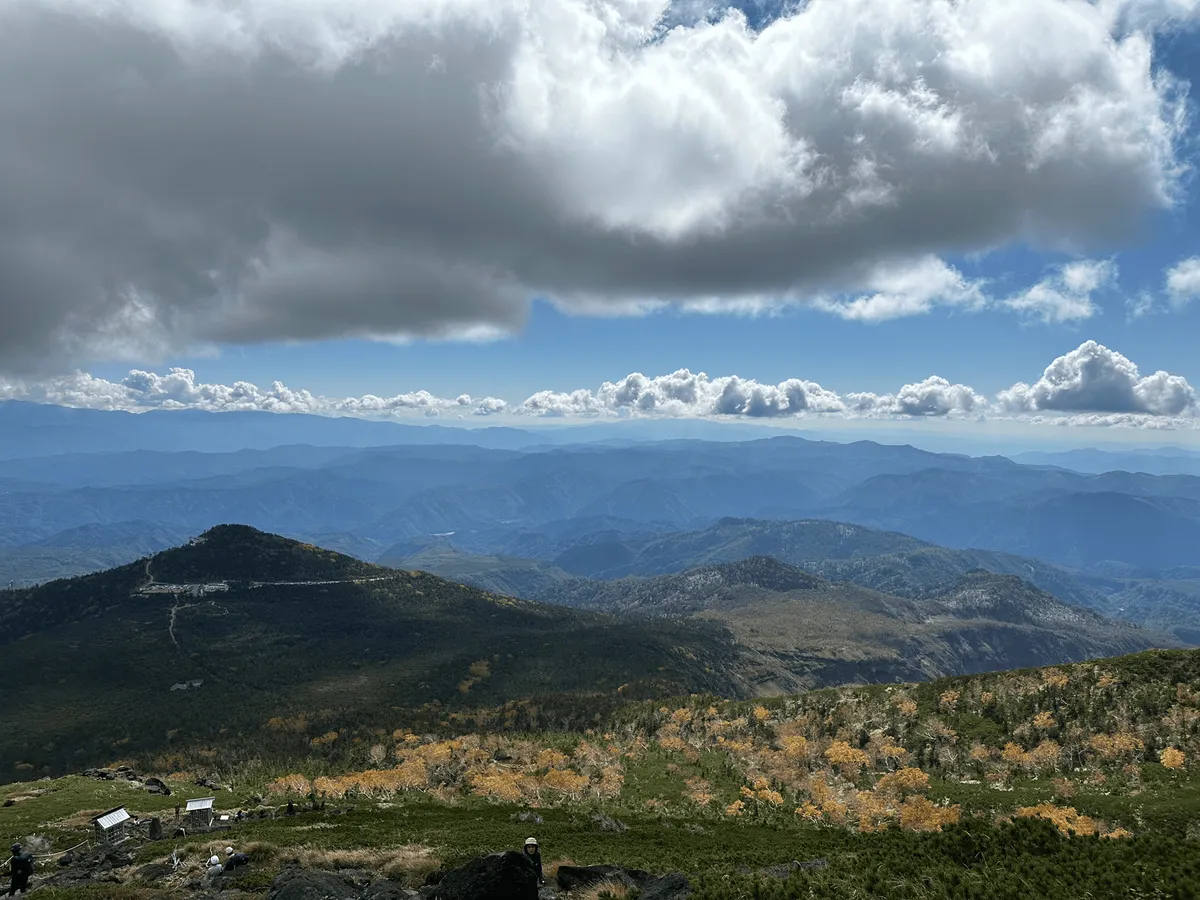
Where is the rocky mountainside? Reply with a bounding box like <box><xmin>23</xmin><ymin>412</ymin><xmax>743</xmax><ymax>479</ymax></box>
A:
<box><xmin>544</xmin><ymin>556</ymin><xmax>828</xmax><ymax>615</ymax></box>
<box><xmin>538</xmin><ymin>558</ymin><xmax>1176</xmax><ymax>694</ymax></box>
<box><xmin>538</xmin><ymin>518</ymin><xmax>1106</xmax><ymax>608</ymax></box>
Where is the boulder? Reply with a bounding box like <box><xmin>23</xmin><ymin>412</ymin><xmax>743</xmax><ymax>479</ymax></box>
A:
<box><xmin>555</xmin><ymin>866</ymin><xmax>688</xmax><ymax>900</ymax></box>
<box><xmin>97</xmin><ymin>849</ymin><xmax>134</xmax><ymax>871</ymax></box>
<box><xmin>266</xmin><ymin>867</ymin><xmax>360</xmax><ymax>900</ymax></box>
<box><xmin>134</xmin><ymin>863</ymin><xmax>173</xmax><ymax>883</ymax></box>
<box><xmin>555</xmin><ymin>866</ymin><xmax>650</xmax><ymax>893</ymax></box>
<box><xmin>145</xmin><ymin>777</ymin><xmax>172</xmax><ymax>796</ymax></box>
<box><xmin>362</xmin><ymin>881</ymin><xmax>417</xmax><ymax>900</ymax></box>
<box><xmin>433</xmin><ymin>851</ymin><xmax>538</xmax><ymax>900</ymax></box>
<box><xmin>640</xmin><ymin>874</ymin><xmax>691</xmax><ymax>900</ymax></box>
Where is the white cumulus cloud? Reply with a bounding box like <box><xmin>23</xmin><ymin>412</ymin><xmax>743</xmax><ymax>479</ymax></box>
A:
<box><xmin>1003</xmin><ymin>260</ymin><xmax>1118</xmax><ymax>323</ymax></box>
<box><xmin>997</xmin><ymin>340</ymin><xmax>1197</xmax><ymax>417</ymax></box>
<box><xmin>0</xmin><ymin>369</ymin><xmax>510</xmax><ymax>418</ymax></box>
<box><xmin>514</xmin><ymin>370</ymin><xmax>849</xmax><ymax>418</ymax></box>
<box><xmin>0</xmin><ymin>0</ymin><xmax>1191</xmax><ymax>371</ymax></box>
<box><xmin>845</xmin><ymin>378</ymin><xmax>987</xmax><ymax>417</ymax></box>
<box><xmin>810</xmin><ymin>257</ymin><xmax>987</xmax><ymax>322</ymax></box>
<box><xmin>1</xmin><ymin>341</ymin><xmax>1196</xmax><ymax>428</ymax></box>
<box><xmin>1166</xmin><ymin>256</ymin><xmax>1200</xmax><ymax>309</ymax></box>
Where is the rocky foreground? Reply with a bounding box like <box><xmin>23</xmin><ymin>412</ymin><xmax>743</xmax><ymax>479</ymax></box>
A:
<box><xmin>262</xmin><ymin>853</ymin><xmax>694</xmax><ymax>900</ymax></box>
<box><xmin>39</xmin><ymin>846</ymin><xmax>701</xmax><ymax>900</ymax></box>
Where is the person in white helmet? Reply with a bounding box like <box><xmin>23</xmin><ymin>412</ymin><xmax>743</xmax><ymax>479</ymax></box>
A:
<box><xmin>522</xmin><ymin>838</ymin><xmax>544</xmax><ymax>885</ymax></box>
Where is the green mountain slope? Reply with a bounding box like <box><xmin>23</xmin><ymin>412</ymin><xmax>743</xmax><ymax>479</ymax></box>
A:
<box><xmin>380</xmin><ymin>541</ymin><xmax>574</xmax><ymax>598</ymax></box>
<box><xmin>0</xmin><ymin>527</ymin><xmax>740</xmax><ymax>782</ymax></box>
<box><xmin>545</xmin><ymin>518</ymin><xmax>1108</xmax><ymax>610</ymax></box>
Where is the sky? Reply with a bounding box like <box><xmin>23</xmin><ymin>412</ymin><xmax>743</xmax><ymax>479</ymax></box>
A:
<box><xmin>0</xmin><ymin>0</ymin><xmax>1199</xmax><ymax>443</ymax></box>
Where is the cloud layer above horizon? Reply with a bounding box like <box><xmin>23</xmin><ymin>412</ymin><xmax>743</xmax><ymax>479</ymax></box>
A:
<box><xmin>2</xmin><ymin>342</ymin><xmax>1195</xmax><ymax>429</ymax></box>
<box><xmin>0</xmin><ymin>0</ymin><xmax>1197</xmax><ymax>370</ymax></box>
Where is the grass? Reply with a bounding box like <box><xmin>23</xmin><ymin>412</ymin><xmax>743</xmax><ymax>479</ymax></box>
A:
<box><xmin>6</xmin><ymin>762</ymin><xmax>1200</xmax><ymax>899</ymax></box>
<box><xmin>9</xmin><ymin>649</ymin><xmax>1200</xmax><ymax>898</ymax></box>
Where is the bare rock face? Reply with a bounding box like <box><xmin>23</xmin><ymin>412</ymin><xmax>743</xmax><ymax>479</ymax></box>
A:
<box><xmin>431</xmin><ymin>851</ymin><xmax>538</xmax><ymax>900</ymax></box>
<box><xmin>266</xmin><ymin>867</ymin><xmax>361</xmax><ymax>900</ymax></box>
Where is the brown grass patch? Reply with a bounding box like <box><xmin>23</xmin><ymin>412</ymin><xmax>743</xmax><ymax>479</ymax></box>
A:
<box><xmin>54</xmin><ymin>808</ymin><xmax>126</xmax><ymax>829</ymax></box>
<box><xmin>544</xmin><ymin>857</ymin><xmax>577</xmax><ymax>881</ymax></box>
<box><xmin>574</xmin><ymin>880</ymin><xmax>633</xmax><ymax>900</ymax></box>
<box><xmin>137</xmin><ymin>840</ymin><xmax>439</xmax><ymax>886</ymax></box>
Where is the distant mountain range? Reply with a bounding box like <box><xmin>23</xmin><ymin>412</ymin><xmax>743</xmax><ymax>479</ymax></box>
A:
<box><xmin>3</xmin><ymin>403</ymin><xmax>1200</xmax><ymax>642</ymax></box>
<box><xmin>4</xmin><ymin>433</ymin><xmax>1200</xmax><ymax>574</ymax></box>
<box><xmin>1012</xmin><ymin>446</ymin><xmax>1200</xmax><ymax>476</ymax></box>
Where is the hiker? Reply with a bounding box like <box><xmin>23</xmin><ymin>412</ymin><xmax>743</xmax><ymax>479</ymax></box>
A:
<box><xmin>286</xmin><ymin>800</ymin><xmax>295</xmax><ymax>817</ymax></box>
<box><xmin>224</xmin><ymin>847</ymin><xmax>250</xmax><ymax>872</ymax></box>
<box><xmin>7</xmin><ymin>843</ymin><xmax>33</xmax><ymax>896</ymax></box>
<box><xmin>205</xmin><ymin>855</ymin><xmax>224</xmax><ymax>878</ymax></box>
<box><xmin>523</xmin><ymin>838</ymin><xmax>545</xmax><ymax>886</ymax></box>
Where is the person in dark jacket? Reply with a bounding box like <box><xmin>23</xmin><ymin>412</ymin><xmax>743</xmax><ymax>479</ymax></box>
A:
<box><xmin>7</xmin><ymin>843</ymin><xmax>33</xmax><ymax>895</ymax></box>
<box><xmin>224</xmin><ymin>848</ymin><xmax>251</xmax><ymax>872</ymax></box>
<box><xmin>523</xmin><ymin>838</ymin><xmax>544</xmax><ymax>885</ymax></box>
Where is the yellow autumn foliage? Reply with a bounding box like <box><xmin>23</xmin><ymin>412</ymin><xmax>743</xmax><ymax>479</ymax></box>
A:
<box><xmin>875</xmin><ymin>767</ymin><xmax>930</xmax><ymax>797</ymax></box>
<box><xmin>898</xmin><ymin>796</ymin><xmax>961</xmax><ymax>832</ymax></box>
<box><xmin>1016</xmin><ymin>804</ymin><xmax>1098</xmax><ymax>836</ymax></box>
<box><xmin>1161</xmin><ymin>747</ymin><xmax>1186</xmax><ymax>770</ymax></box>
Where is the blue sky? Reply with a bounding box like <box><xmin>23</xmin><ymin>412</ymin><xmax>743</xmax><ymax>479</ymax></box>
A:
<box><xmin>2</xmin><ymin>0</ymin><xmax>1200</xmax><ymax>442</ymax></box>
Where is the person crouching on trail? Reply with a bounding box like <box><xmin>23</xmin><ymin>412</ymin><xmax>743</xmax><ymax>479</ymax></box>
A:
<box><xmin>523</xmin><ymin>838</ymin><xmax>544</xmax><ymax>885</ymax></box>
<box><xmin>224</xmin><ymin>847</ymin><xmax>250</xmax><ymax>872</ymax></box>
<box><xmin>7</xmin><ymin>843</ymin><xmax>33</xmax><ymax>896</ymax></box>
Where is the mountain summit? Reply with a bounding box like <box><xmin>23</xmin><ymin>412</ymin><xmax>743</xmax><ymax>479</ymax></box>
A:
<box><xmin>148</xmin><ymin>524</ymin><xmax>384</xmax><ymax>584</ymax></box>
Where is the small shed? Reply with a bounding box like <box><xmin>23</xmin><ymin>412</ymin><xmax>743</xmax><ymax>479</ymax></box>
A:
<box><xmin>186</xmin><ymin>797</ymin><xmax>215</xmax><ymax>829</ymax></box>
<box><xmin>93</xmin><ymin>807</ymin><xmax>131</xmax><ymax>845</ymax></box>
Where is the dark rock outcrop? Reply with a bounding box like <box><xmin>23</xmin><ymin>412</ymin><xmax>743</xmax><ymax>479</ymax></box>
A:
<box><xmin>362</xmin><ymin>880</ymin><xmax>418</xmax><ymax>899</ymax></box>
<box><xmin>433</xmin><ymin>851</ymin><xmax>538</xmax><ymax>900</ymax></box>
<box><xmin>640</xmin><ymin>873</ymin><xmax>691</xmax><ymax>900</ymax></box>
<box><xmin>134</xmin><ymin>863</ymin><xmax>173</xmax><ymax>883</ymax></box>
<box><xmin>556</xmin><ymin>865</ymin><xmax>649</xmax><ymax>892</ymax></box>
<box><xmin>555</xmin><ymin>865</ymin><xmax>689</xmax><ymax>900</ymax></box>
<box><xmin>266</xmin><ymin>867</ymin><xmax>360</xmax><ymax>900</ymax></box>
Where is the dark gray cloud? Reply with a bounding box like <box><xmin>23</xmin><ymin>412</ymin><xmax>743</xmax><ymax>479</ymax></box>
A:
<box><xmin>0</xmin><ymin>0</ymin><xmax>1192</xmax><ymax>371</ymax></box>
